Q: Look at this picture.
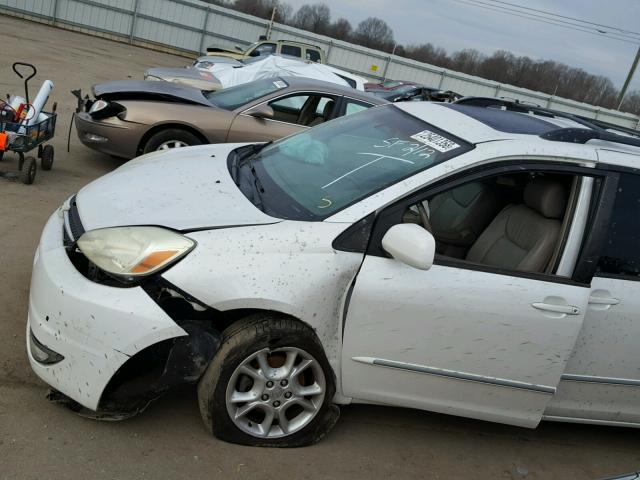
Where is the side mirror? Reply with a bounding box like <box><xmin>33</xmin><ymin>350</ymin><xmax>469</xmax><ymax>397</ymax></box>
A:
<box><xmin>245</xmin><ymin>104</ymin><xmax>274</xmax><ymax>119</ymax></box>
<box><xmin>381</xmin><ymin>223</ymin><xmax>435</xmax><ymax>270</ymax></box>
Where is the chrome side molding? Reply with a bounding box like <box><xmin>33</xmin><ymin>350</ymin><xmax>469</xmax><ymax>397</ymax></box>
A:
<box><xmin>352</xmin><ymin>356</ymin><xmax>556</xmax><ymax>394</ymax></box>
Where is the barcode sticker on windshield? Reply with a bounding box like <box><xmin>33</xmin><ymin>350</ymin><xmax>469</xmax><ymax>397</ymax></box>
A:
<box><xmin>410</xmin><ymin>130</ymin><xmax>460</xmax><ymax>152</ymax></box>
<box><xmin>273</xmin><ymin>80</ymin><xmax>287</xmax><ymax>88</ymax></box>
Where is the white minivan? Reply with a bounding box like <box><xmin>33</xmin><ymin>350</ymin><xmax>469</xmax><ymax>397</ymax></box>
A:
<box><xmin>28</xmin><ymin>99</ymin><xmax>640</xmax><ymax>446</ymax></box>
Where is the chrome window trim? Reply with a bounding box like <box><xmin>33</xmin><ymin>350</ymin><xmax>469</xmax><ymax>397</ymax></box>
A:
<box><xmin>239</xmin><ymin>89</ymin><xmax>342</xmax><ymax>116</ymax></box>
<box><xmin>556</xmin><ymin>176</ymin><xmax>593</xmax><ymax>276</ymax></box>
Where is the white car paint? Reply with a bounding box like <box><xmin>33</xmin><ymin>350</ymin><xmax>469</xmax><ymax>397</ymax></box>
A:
<box><xmin>341</xmin><ymin>258</ymin><xmax>588</xmax><ymax>428</ymax></box>
<box><xmin>28</xmin><ymin>207</ymin><xmax>186</xmax><ymax>410</ymax></box>
<box><xmin>545</xmin><ymin>275</ymin><xmax>640</xmax><ymax>425</ymax></box>
<box><xmin>75</xmin><ymin>145</ymin><xmax>276</xmax><ymax>231</ymax></box>
<box><xmin>162</xmin><ymin>222</ymin><xmax>363</xmax><ymax>384</ymax></box>
<box><xmin>27</xmin><ymin>101</ymin><xmax>640</xmax><ymax>431</ymax></box>
<box><xmin>322</xmin><ymin>64</ymin><xmax>367</xmax><ymax>91</ymax></box>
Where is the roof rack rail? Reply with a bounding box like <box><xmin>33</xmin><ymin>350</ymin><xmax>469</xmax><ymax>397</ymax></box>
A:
<box><xmin>541</xmin><ymin>128</ymin><xmax>640</xmax><ymax>148</ymax></box>
<box><xmin>453</xmin><ymin>96</ymin><xmax>640</xmax><ymax>148</ymax></box>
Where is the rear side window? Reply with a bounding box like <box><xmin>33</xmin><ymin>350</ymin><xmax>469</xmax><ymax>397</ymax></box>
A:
<box><xmin>307</xmin><ymin>49</ymin><xmax>321</xmax><ymax>62</ymax></box>
<box><xmin>345</xmin><ymin>100</ymin><xmax>372</xmax><ymax>116</ymax></box>
<box><xmin>281</xmin><ymin>45</ymin><xmax>302</xmax><ymax>57</ymax></box>
<box><xmin>597</xmin><ymin>172</ymin><xmax>640</xmax><ymax>279</ymax></box>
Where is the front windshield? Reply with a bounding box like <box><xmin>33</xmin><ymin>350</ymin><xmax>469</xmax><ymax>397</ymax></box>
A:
<box><xmin>238</xmin><ymin>105</ymin><xmax>472</xmax><ymax>220</ymax></box>
<box><xmin>205</xmin><ymin>77</ymin><xmax>288</xmax><ymax>110</ymax></box>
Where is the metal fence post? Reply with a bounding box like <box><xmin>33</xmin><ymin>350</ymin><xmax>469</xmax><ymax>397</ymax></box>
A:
<box><xmin>326</xmin><ymin>40</ymin><xmax>333</xmax><ymax>63</ymax></box>
<box><xmin>51</xmin><ymin>0</ymin><xmax>59</xmax><ymax>25</ymax></box>
<box><xmin>381</xmin><ymin>56</ymin><xmax>392</xmax><ymax>82</ymax></box>
<box><xmin>198</xmin><ymin>7</ymin><xmax>210</xmax><ymax>54</ymax></box>
<box><xmin>129</xmin><ymin>0</ymin><xmax>139</xmax><ymax>44</ymax></box>
<box><xmin>438</xmin><ymin>70</ymin><xmax>446</xmax><ymax>89</ymax></box>
<box><xmin>495</xmin><ymin>84</ymin><xmax>501</xmax><ymax>97</ymax></box>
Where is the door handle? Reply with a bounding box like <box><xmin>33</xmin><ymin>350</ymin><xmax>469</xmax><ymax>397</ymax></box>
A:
<box><xmin>531</xmin><ymin>302</ymin><xmax>581</xmax><ymax>315</ymax></box>
<box><xmin>588</xmin><ymin>295</ymin><xmax>620</xmax><ymax>306</ymax></box>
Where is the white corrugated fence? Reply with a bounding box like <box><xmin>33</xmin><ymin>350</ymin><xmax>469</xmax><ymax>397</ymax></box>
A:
<box><xmin>2</xmin><ymin>0</ymin><xmax>639</xmax><ymax>129</ymax></box>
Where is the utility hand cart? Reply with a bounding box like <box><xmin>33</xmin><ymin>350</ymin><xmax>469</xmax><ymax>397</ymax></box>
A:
<box><xmin>0</xmin><ymin>62</ymin><xmax>57</xmax><ymax>185</ymax></box>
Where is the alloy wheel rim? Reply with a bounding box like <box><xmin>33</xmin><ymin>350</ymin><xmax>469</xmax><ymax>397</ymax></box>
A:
<box><xmin>157</xmin><ymin>140</ymin><xmax>189</xmax><ymax>150</ymax></box>
<box><xmin>225</xmin><ymin>347</ymin><xmax>326</xmax><ymax>439</ymax></box>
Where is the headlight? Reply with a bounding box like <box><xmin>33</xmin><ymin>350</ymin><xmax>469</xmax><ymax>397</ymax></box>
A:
<box><xmin>88</xmin><ymin>100</ymin><xmax>126</xmax><ymax>119</ymax></box>
<box><xmin>89</xmin><ymin>99</ymin><xmax>109</xmax><ymax>114</ymax></box>
<box><xmin>77</xmin><ymin>226</ymin><xmax>195</xmax><ymax>280</ymax></box>
<box><xmin>195</xmin><ymin>61</ymin><xmax>214</xmax><ymax>70</ymax></box>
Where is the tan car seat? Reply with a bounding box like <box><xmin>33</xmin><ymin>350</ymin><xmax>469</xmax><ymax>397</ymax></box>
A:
<box><xmin>465</xmin><ymin>178</ymin><xmax>568</xmax><ymax>273</ymax></box>
<box><xmin>429</xmin><ymin>182</ymin><xmax>500</xmax><ymax>257</ymax></box>
<box><xmin>308</xmin><ymin>100</ymin><xmax>335</xmax><ymax>127</ymax></box>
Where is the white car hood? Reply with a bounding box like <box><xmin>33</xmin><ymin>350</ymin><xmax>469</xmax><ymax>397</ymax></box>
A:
<box><xmin>76</xmin><ymin>145</ymin><xmax>280</xmax><ymax>231</ymax></box>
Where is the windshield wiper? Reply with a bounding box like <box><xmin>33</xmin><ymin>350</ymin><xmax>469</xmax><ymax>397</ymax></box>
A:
<box><xmin>230</xmin><ymin>142</ymin><xmax>273</xmax><ymax>185</ymax></box>
<box><xmin>230</xmin><ymin>145</ymin><xmax>265</xmax><ymax>211</ymax></box>
<box><xmin>240</xmin><ymin>141</ymin><xmax>272</xmax><ymax>166</ymax></box>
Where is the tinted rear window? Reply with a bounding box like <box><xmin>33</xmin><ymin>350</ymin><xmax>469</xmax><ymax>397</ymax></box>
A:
<box><xmin>281</xmin><ymin>45</ymin><xmax>302</xmax><ymax>57</ymax></box>
<box><xmin>597</xmin><ymin>172</ymin><xmax>640</xmax><ymax>279</ymax></box>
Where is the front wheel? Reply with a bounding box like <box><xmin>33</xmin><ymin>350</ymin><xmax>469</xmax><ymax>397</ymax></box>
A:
<box><xmin>197</xmin><ymin>314</ymin><xmax>339</xmax><ymax>447</ymax></box>
<box><xmin>142</xmin><ymin>128</ymin><xmax>202</xmax><ymax>154</ymax></box>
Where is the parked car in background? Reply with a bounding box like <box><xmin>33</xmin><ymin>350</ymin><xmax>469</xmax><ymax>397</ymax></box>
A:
<box><xmin>207</xmin><ymin>39</ymin><xmax>326</xmax><ymax>63</ymax></box>
<box><xmin>31</xmin><ymin>99</ymin><xmax>640</xmax><ymax>447</ymax></box>
<box><xmin>191</xmin><ymin>55</ymin><xmax>244</xmax><ymax>72</ymax></box>
<box><xmin>144</xmin><ymin>55</ymin><xmax>367</xmax><ymax>92</ymax></box>
<box><xmin>370</xmin><ymin>84</ymin><xmax>462</xmax><ymax>103</ymax></box>
<box><xmin>372</xmin><ymin>84</ymin><xmax>439</xmax><ymax>102</ymax></box>
<box><xmin>144</xmin><ymin>66</ymin><xmax>223</xmax><ymax>91</ymax></box>
<box><xmin>74</xmin><ymin>77</ymin><xmax>385</xmax><ymax>158</ymax></box>
<box><xmin>144</xmin><ymin>55</ymin><xmax>244</xmax><ymax>90</ymax></box>
<box><xmin>364</xmin><ymin>79</ymin><xmax>421</xmax><ymax>92</ymax></box>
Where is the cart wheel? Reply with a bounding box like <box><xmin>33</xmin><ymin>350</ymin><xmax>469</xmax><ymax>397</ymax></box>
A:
<box><xmin>17</xmin><ymin>152</ymin><xmax>24</xmax><ymax>171</ymax></box>
<box><xmin>41</xmin><ymin>145</ymin><xmax>54</xmax><ymax>171</ymax></box>
<box><xmin>20</xmin><ymin>156</ymin><xmax>37</xmax><ymax>185</ymax></box>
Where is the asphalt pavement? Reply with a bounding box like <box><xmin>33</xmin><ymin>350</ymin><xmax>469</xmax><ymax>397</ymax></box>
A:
<box><xmin>0</xmin><ymin>14</ymin><xmax>638</xmax><ymax>480</ymax></box>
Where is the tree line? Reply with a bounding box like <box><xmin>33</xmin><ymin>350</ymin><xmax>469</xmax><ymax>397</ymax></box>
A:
<box><xmin>203</xmin><ymin>0</ymin><xmax>640</xmax><ymax>116</ymax></box>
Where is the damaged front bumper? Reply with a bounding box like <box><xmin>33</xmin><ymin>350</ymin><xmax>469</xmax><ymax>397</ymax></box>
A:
<box><xmin>74</xmin><ymin>112</ymin><xmax>143</xmax><ymax>159</ymax></box>
<box><xmin>28</xmin><ymin>209</ymin><xmax>220</xmax><ymax>417</ymax></box>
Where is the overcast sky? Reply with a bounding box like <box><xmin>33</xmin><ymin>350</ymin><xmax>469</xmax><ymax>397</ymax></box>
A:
<box><xmin>284</xmin><ymin>0</ymin><xmax>640</xmax><ymax>90</ymax></box>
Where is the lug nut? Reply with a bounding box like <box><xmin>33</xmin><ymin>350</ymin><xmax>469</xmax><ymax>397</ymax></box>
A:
<box><xmin>284</xmin><ymin>392</ymin><xmax>292</xmax><ymax>399</ymax></box>
<box><xmin>266</xmin><ymin>380</ymin><xmax>274</xmax><ymax>388</ymax></box>
<box><xmin>280</xmin><ymin>379</ymin><xmax>288</xmax><ymax>387</ymax></box>
<box><xmin>273</xmin><ymin>400</ymin><xmax>281</xmax><ymax>407</ymax></box>
<box><xmin>261</xmin><ymin>394</ymin><xmax>269</xmax><ymax>401</ymax></box>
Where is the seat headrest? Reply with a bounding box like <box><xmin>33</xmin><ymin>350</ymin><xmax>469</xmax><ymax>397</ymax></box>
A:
<box><xmin>323</xmin><ymin>100</ymin><xmax>335</xmax><ymax>118</ymax></box>
<box><xmin>523</xmin><ymin>178</ymin><xmax>567</xmax><ymax>219</ymax></box>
